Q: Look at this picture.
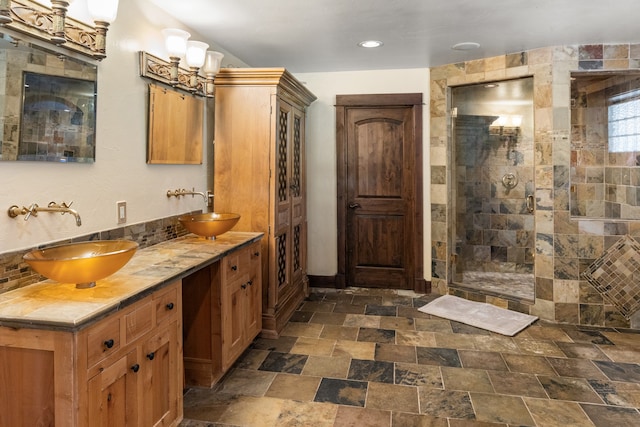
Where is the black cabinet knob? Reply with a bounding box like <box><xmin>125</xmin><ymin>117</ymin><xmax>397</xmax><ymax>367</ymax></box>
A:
<box><xmin>231</xmin><ymin>265</ymin><xmax>238</xmax><ymax>271</ymax></box>
<box><xmin>166</xmin><ymin>302</ymin><xmax>174</xmax><ymax>310</ymax></box>
<box><xmin>241</xmin><ymin>283</ymin><xmax>247</xmax><ymax>289</ymax></box>
<box><xmin>254</xmin><ymin>252</ymin><xmax>260</xmax><ymax>257</ymax></box>
<box><xmin>247</xmin><ymin>280</ymin><xmax>253</xmax><ymax>286</ymax></box>
<box><xmin>104</xmin><ymin>339</ymin><xmax>115</xmax><ymax>349</ymax></box>
<box><xmin>131</xmin><ymin>364</ymin><xmax>140</xmax><ymax>373</ymax></box>
<box><xmin>147</xmin><ymin>352</ymin><xmax>155</xmax><ymax>361</ymax></box>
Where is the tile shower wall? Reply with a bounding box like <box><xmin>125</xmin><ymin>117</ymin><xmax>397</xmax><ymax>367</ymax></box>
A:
<box><xmin>431</xmin><ymin>44</ymin><xmax>640</xmax><ymax>329</ymax></box>
<box><xmin>571</xmin><ymin>74</ymin><xmax>640</xmax><ymax>219</ymax></box>
<box><xmin>0</xmin><ymin>213</ymin><xmax>194</xmax><ymax>294</ymax></box>
<box><xmin>453</xmin><ymin>115</ymin><xmax>535</xmax><ymax>280</ymax></box>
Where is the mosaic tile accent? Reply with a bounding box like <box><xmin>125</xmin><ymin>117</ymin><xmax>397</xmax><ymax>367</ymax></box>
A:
<box><xmin>583</xmin><ymin>235</ymin><xmax>640</xmax><ymax>318</ymax></box>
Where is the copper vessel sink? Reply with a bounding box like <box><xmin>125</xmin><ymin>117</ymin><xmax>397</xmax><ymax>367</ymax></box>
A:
<box><xmin>24</xmin><ymin>240</ymin><xmax>139</xmax><ymax>289</ymax></box>
<box><xmin>178</xmin><ymin>212</ymin><xmax>240</xmax><ymax>239</ymax></box>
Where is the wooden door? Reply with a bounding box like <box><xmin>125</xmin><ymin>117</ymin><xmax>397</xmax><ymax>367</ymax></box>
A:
<box><xmin>336</xmin><ymin>94</ymin><xmax>424</xmax><ymax>291</ymax></box>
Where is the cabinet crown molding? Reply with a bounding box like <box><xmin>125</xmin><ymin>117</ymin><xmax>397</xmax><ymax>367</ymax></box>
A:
<box><xmin>214</xmin><ymin>68</ymin><xmax>317</xmax><ymax>107</ymax></box>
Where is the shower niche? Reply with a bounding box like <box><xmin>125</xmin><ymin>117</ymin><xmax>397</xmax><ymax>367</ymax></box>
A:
<box><xmin>570</xmin><ymin>71</ymin><xmax>640</xmax><ymax>219</ymax></box>
<box><xmin>450</xmin><ymin>77</ymin><xmax>535</xmax><ymax>301</ymax></box>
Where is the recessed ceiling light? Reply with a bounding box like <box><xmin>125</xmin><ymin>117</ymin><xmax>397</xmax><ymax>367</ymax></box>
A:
<box><xmin>451</xmin><ymin>42</ymin><xmax>480</xmax><ymax>51</ymax></box>
<box><xmin>358</xmin><ymin>40</ymin><xmax>383</xmax><ymax>48</ymax></box>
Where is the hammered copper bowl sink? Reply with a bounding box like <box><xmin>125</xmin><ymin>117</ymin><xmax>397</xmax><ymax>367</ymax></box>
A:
<box><xmin>23</xmin><ymin>240</ymin><xmax>139</xmax><ymax>289</ymax></box>
<box><xmin>178</xmin><ymin>212</ymin><xmax>240</xmax><ymax>239</ymax></box>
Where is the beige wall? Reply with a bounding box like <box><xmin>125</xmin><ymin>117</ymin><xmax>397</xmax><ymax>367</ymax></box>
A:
<box><xmin>0</xmin><ymin>0</ymin><xmax>245</xmax><ymax>253</ymax></box>
<box><xmin>293</xmin><ymin>69</ymin><xmax>431</xmax><ymax>279</ymax></box>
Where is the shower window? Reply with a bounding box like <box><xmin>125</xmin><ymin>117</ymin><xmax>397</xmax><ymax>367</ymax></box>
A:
<box><xmin>608</xmin><ymin>91</ymin><xmax>640</xmax><ymax>154</ymax></box>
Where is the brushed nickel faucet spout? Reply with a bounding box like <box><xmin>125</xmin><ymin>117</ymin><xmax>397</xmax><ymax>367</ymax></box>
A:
<box><xmin>8</xmin><ymin>201</ymin><xmax>82</xmax><ymax>226</ymax></box>
<box><xmin>35</xmin><ymin>202</ymin><xmax>82</xmax><ymax>226</ymax></box>
<box><xmin>166</xmin><ymin>188</ymin><xmax>213</xmax><ymax>206</ymax></box>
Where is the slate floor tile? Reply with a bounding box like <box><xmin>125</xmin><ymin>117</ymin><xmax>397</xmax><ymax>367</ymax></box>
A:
<box><xmin>180</xmin><ymin>288</ymin><xmax>640</xmax><ymax>427</ymax></box>
<box><xmin>594</xmin><ymin>360</ymin><xmax>640</xmax><ymax>383</ymax></box>
<box><xmin>416</xmin><ymin>346</ymin><xmax>461</xmax><ymax>367</ymax></box>
<box><xmin>314</xmin><ymin>378</ymin><xmax>368</xmax><ymax>407</ymax></box>
<box><xmin>258</xmin><ymin>351</ymin><xmax>308</xmax><ymax>374</ymax></box>
<box><xmin>348</xmin><ymin>358</ymin><xmax>395</xmax><ymax>383</ymax></box>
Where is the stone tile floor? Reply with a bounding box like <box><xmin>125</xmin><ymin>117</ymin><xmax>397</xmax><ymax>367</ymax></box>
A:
<box><xmin>180</xmin><ymin>288</ymin><xmax>640</xmax><ymax>426</ymax></box>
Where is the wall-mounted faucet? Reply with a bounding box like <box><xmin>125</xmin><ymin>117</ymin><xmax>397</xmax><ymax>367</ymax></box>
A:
<box><xmin>7</xmin><ymin>201</ymin><xmax>82</xmax><ymax>226</ymax></box>
<box><xmin>166</xmin><ymin>188</ymin><xmax>213</xmax><ymax>206</ymax></box>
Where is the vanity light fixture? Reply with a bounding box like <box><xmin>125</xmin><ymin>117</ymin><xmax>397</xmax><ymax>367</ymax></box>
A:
<box><xmin>185</xmin><ymin>40</ymin><xmax>209</xmax><ymax>91</ymax></box>
<box><xmin>0</xmin><ymin>0</ymin><xmax>119</xmax><ymax>59</ymax></box>
<box><xmin>87</xmin><ymin>0</ymin><xmax>119</xmax><ymax>59</ymax></box>
<box><xmin>139</xmin><ymin>28</ymin><xmax>224</xmax><ymax>97</ymax></box>
<box><xmin>202</xmin><ymin>50</ymin><xmax>224</xmax><ymax>97</ymax></box>
<box><xmin>0</xmin><ymin>0</ymin><xmax>11</xmax><ymax>24</ymax></box>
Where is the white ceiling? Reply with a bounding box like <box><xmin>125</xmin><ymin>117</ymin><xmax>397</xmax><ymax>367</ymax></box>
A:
<box><xmin>149</xmin><ymin>0</ymin><xmax>640</xmax><ymax>73</ymax></box>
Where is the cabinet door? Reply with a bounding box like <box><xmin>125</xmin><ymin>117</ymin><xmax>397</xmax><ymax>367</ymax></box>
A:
<box><xmin>141</xmin><ymin>324</ymin><xmax>179</xmax><ymax>427</ymax></box>
<box><xmin>221</xmin><ymin>276</ymin><xmax>247</xmax><ymax>371</ymax></box>
<box><xmin>290</xmin><ymin>106</ymin><xmax>306</xmax><ymax>289</ymax></box>
<box><xmin>272</xmin><ymin>100</ymin><xmax>293</xmax><ymax>303</ymax></box>
<box><xmin>87</xmin><ymin>350</ymin><xmax>139</xmax><ymax>427</ymax></box>
<box><xmin>245</xmin><ymin>245</ymin><xmax>262</xmax><ymax>340</ymax></box>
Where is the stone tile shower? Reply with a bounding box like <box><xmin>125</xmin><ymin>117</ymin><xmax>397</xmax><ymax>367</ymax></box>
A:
<box><xmin>430</xmin><ymin>44</ymin><xmax>640</xmax><ymax>329</ymax></box>
<box><xmin>450</xmin><ymin>78</ymin><xmax>535</xmax><ymax>301</ymax></box>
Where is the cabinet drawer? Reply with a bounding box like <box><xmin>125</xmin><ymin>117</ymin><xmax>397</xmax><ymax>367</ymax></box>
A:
<box><xmin>222</xmin><ymin>248</ymin><xmax>249</xmax><ymax>283</ymax></box>
<box><xmin>86</xmin><ymin>314</ymin><xmax>121</xmax><ymax>367</ymax></box>
<box><xmin>155</xmin><ymin>281</ymin><xmax>179</xmax><ymax>326</ymax></box>
<box><xmin>249</xmin><ymin>242</ymin><xmax>261</xmax><ymax>269</ymax></box>
<box><xmin>124</xmin><ymin>299</ymin><xmax>153</xmax><ymax>344</ymax></box>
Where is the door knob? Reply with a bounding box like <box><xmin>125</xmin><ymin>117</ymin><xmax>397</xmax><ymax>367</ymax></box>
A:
<box><xmin>348</xmin><ymin>203</ymin><xmax>361</xmax><ymax>209</ymax></box>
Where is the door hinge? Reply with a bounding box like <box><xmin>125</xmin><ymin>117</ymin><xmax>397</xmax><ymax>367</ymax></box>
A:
<box><xmin>451</xmin><ymin>107</ymin><xmax>458</xmax><ymax>118</ymax></box>
<box><xmin>450</xmin><ymin>253</ymin><xmax>458</xmax><ymax>263</ymax></box>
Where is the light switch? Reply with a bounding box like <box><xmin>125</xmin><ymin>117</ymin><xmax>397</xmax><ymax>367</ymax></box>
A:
<box><xmin>117</xmin><ymin>201</ymin><xmax>127</xmax><ymax>224</ymax></box>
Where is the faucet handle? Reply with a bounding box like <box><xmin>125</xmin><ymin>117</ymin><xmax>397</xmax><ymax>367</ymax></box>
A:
<box><xmin>25</xmin><ymin>203</ymin><xmax>38</xmax><ymax>220</ymax></box>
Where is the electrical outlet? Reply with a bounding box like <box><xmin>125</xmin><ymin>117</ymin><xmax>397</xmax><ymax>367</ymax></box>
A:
<box><xmin>117</xmin><ymin>201</ymin><xmax>127</xmax><ymax>224</ymax></box>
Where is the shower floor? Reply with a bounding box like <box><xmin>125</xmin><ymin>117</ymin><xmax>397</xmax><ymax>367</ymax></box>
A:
<box><xmin>454</xmin><ymin>271</ymin><xmax>535</xmax><ymax>301</ymax></box>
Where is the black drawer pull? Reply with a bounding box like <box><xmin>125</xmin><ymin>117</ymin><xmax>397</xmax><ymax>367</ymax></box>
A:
<box><xmin>247</xmin><ymin>280</ymin><xmax>253</xmax><ymax>287</ymax></box>
<box><xmin>166</xmin><ymin>302</ymin><xmax>174</xmax><ymax>310</ymax></box>
<box><xmin>254</xmin><ymin>252</ymin><xmax>260</xmax><ymax>257</ymax></box>
<box><xmin>104</xmin><ymin>339</ymin><xmax>115</xmax><ymax>349</ymax></box>
<box><xmin>241</xmin><ymin>283</ymin><xmax>247</xmax><ymax>289</ymax></box>
<box><xmin>147</xmin><ymin>352</ymin><xmax>155</xmax><ymax>361</ymax></box>
<box><xmin>131</xmin><ymin>364</ymin><xmax>140</xmax><ymax>373</ymax></box>
<box><xmin>231</xmin><ymin>265</ymin><xmax>238</xmax><ymax>271</ymax></box>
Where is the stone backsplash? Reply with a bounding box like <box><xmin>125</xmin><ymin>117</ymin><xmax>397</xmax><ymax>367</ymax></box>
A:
<box><xmin>0</xmin><ymin>213</ymin><xmax>195</xmax><ymax>294</ymax></box>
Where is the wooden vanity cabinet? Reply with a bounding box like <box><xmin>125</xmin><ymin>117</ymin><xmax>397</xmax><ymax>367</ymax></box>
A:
<box><xmin>83</xmin><ymin>281</ymin><xmax>182</xmax><ymax>427</ymax></box>
<box><xmin>214</xmin><ymin>68</ymin><xmax>316</xmax><ymax>338</ymax></box>
<box><xmin>0</xmin><ymin>280</ymin><xmax>183</xmax><ymax>427</ymax></box>
<box><xmin>183</xmin><ymin>241</ymin><xmax>262</xmax><ymax>386</ymax></box>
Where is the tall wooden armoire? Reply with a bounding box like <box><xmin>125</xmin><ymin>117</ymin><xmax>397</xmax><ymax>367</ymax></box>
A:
<box><xmin>213</xmin><ymin>68</ymin><xmax>316</xmax><ymax>338</ymax></box>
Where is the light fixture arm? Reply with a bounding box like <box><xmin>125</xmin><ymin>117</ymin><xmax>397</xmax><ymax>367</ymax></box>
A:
<box><xmin>0</xmin><ymin>0</ymin><xmax>118</xmax><ymax>60</ymax></box>
<box><xmin>139</xmin><ymin>51</ymin><xmax>212</xmax><ymax>97</ymax></box>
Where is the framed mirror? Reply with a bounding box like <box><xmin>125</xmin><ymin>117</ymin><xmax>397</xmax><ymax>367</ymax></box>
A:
<box><xmin>0</xmin><ymin>31</ymin><xmax>98</xmax><ymax>163</ymax></box>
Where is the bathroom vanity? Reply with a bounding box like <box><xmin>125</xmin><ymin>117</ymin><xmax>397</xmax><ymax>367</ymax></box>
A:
<box><xmin>0</xmin><ymin>232</ymin><xmax>262</xmax><ymax>427</ymax></box>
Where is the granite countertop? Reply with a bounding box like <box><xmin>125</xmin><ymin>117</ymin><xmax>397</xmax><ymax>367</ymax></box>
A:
<box><xmin>0</xmin><ymin>231</ymin><xmax>263</xmax><ymax>330</ymax></box>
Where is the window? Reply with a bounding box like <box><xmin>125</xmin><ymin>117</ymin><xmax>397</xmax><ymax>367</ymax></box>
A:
<box><xmin>608</xmin><ymin>90</ymin><xmax>640</xmax><ymax>153</ymax></box>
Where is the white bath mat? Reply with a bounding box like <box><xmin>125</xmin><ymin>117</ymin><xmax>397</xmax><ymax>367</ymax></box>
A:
<box><xmin>418</xmin><ymin>295</ymin><xmax>538</xmax><ymax>336</ymax></box>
